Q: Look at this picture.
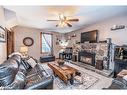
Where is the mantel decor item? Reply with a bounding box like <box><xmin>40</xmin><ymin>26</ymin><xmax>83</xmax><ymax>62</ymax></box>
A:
<box><xmin>0</xmin><ymin>26</ymin><xmax>6</xmax><ymax>42</ymax></box>
<box><xmin>111</xmin><ymin>25</ymin><xmax>125</xmax><ymax>31</ymax></box>
<box><xmin>57</xmin><ymin>59</ymin><xmax>65</xmax><ymax>66</ymax></box>
<box><xmin>71</xmin><ymin>33</ymin><xmax>76</xmax><ymax>37</ymax></box>
<box><xmin>23</xmin><ymin>37</ymin><xmax>34</xmax><ymax>47</ymax></box>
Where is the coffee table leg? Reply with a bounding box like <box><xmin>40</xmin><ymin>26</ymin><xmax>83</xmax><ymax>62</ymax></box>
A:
<box><xmin>70</xmin><ymin>74</ymin><xmax>74</xmax><ymax>85</ymax></box>
<box><xmin>53</xmin><ymin>72</ymin><xmax>57</xmax><ymax>77</ymax></box>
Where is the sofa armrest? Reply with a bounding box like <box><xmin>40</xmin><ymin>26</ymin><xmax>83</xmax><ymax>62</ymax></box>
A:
<box><xmin>25</xmin><ymin>75</ymin><xmax>53</xmax><ymax>89</ymax></box>
<box><xmin>117</xmin><ymin>69</ymin><xmax>127</xmax><ymax>78</ymax></box>
<box><xmin>3</xmin><ymin>70</ymin><xmax>26</xmax><ymax>90</ymax></box>
<box><xmin>106</xmin><ymin>78</ymin><xmax>127</xmax><ymax>89</ymax></box>
<box><xmin>25</xmin><ymin>64</ymin><xmax>53</xmax><ymax>89</ymax></box>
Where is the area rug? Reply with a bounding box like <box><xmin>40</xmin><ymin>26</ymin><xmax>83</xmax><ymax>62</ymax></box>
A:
<box><xmin>54</xmin><ymin>72</ymin><xmax>99</xmax><ymax>90</ymax></box>
<box><xmin>42</xmin><ymin>63</ymin><xmax>99</xmax><ymax>89</ymax></box>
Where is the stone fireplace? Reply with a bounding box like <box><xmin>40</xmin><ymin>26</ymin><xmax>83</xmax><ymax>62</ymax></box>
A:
<box><xmin>78</xmin><ymin>51</ymin><xmax>96</xmax><ymax>66</ymax></box>
<box><xmin>73</xmin><ymin>42</ymin><xmax>112</xmax><ymax>70</ymax></box>
<box><xmin>70</xmin><ymin>42</ymin><xmax>113</xmax><ymax>77</ymax></box>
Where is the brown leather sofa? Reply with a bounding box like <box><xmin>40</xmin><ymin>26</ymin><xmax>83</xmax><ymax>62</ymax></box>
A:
<box><xmin>0</xmin><ymin>54</ymin><xmax>53</xmax><ymax>89</ymax></box>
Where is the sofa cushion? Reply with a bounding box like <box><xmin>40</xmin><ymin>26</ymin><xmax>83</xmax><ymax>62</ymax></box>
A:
<box><xmin>6</xmin><ymin>70</ymin><xmax>26</xmax><ymax>89</ymax></box>
<box><xmin>27</xmin><ymin>58</ymin><xmax>37</xmax><ymax>68</ymax></box>
<box><xmin>0</xmin><ymin>67</ymin><xmax>16</xmax><ymax>86</ymax></box>
<box><xmin>19</xmin><ymin>63</ymin><xmax>27</xmax><ymax>75</ymax></box>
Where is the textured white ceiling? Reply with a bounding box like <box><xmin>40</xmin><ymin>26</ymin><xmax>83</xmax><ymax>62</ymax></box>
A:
<box><xmin>3</xmin><ymin>6</ymin><xmax>127</xmax><ymax>33</ymax></box>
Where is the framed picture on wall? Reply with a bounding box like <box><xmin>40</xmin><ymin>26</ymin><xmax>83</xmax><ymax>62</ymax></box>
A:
<box><xmin>0</xmin><ymin>26</ymin><xmax>6</xmax><ymax>42</ymax></box>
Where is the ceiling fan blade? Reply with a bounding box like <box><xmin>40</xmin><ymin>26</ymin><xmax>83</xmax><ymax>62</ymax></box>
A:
<box><xmin>47</xmin><ymin>20</ymin><xmax>59</xmax><ymax>21</ymax></box>
<box><xmin>66</xmin><ymin>22</ymin><xmax>72</xmax><ymax>27</ymax></box>
<box><xmin>67</xmin><ymin>19</ymin><xmax>79</xmax><ymax>21</ymax></box>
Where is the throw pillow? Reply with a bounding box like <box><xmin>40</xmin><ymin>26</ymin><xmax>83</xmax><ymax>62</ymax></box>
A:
<box><xmin>21</xmin><ymin>60</ymin><xmax>32</xmax><ymax>71</ymax></box>
<box><xmin>27</xmin><ymin>58</ymin><xmax>37</xmax><ymax>68</ymax></box>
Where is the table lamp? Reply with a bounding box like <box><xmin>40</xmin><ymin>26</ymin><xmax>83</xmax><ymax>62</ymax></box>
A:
<box><xmin>20</xmin><ymin>46</ymin><xmax>28</xmax><ymax>58</ymax></box>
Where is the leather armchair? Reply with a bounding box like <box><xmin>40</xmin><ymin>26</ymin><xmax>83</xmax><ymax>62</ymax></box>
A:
<box><xmin>104</xmin><ymin>69</ymin><xmax>127</xmax><ymax>89</ymax></box>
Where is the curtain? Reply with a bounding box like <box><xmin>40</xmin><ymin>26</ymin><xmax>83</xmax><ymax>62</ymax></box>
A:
<box><xmin>6</xmin><ymin>28</ymin><xmax>14</xmax><ymax>58</ymax></box>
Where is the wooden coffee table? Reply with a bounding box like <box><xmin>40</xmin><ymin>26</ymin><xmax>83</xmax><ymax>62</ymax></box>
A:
<box><xmin>48</xmin><ymin>62</ymin><xmax>78</xmax><ymax>85</ymax></box>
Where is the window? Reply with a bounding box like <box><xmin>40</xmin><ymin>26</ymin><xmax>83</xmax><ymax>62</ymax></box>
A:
<box><xmin>41</xmin><ymin>33</ymin><xmax>53</xmax><ymax>53</ymax></box>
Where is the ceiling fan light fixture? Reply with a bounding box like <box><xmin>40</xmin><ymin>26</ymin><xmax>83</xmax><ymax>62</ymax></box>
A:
<box><xmin>47</xmin><ymin>13</ymin><xmax>79</xmax><ymax>27</ymax></box>
<box><xmin>59</xmin><ymin>13</ymin><xmax>64</xmax><ymax>20</ymax></box>
<box><xmin>58</xmin><ymin>21</ymin><xmax>66</xmax><ymax>27</ymax></box>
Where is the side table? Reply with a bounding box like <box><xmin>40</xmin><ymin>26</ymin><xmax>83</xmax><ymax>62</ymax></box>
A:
<box><xmin>72</xmin><ymin>55</ymin><xmax>77</xmax><ymax>62</ymax></box>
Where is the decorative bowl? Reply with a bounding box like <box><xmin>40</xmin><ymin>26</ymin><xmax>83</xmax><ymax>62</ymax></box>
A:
<box><xmin>57</xmin><ymin>59</ymin><xmax>64</xmax><ymax>66</ymax></box>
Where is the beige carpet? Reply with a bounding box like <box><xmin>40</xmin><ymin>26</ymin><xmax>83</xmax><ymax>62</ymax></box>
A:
<box><xmin>42</xmin><ymin>61</ymin><xmax>113</xmax><ymax>90</ymax></box>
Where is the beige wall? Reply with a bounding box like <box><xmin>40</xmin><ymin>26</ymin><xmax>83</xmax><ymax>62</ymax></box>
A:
<box><xmin>0</xmin><ymin>7</ymin><xmax>7</xmax><ymax>63</ymax></box>
<box><xmin>13</xmin><ymin>26</ymin><xmax>61</xmax><ymax>60</ymax></box>
<box><xmin>13</xmin><ymin>13</ymin><xmax>127</xmax><ymax>61</ymax></box>
<box><xmin>67</xmin><ymin>13</ymin><xmax>127</xmax><ymax>46</ymax></box>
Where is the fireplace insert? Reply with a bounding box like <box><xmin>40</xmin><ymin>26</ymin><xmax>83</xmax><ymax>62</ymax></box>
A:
<box><xmin>78</xmin><ymin>51</ymin><xmax>96</xmax><ymax>66</ymax></box>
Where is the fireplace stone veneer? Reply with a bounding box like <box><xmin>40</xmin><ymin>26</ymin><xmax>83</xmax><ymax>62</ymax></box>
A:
<box><xmin>73</xmin><ymin>42</ymin><xmax>112</xmax><ymax>70</ymax></box>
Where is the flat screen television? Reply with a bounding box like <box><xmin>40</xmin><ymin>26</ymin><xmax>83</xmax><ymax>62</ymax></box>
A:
<box><xmin>81</xmin><ymin>30</ymin><xmax>98</xmax><ymax>43</ymax></box>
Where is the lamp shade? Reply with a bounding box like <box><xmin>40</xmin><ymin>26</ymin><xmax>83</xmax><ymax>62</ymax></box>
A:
<box><xmin>20</xmin><ymin>46</ymin><xmax>28</xmax><ymax>53</ymax></box>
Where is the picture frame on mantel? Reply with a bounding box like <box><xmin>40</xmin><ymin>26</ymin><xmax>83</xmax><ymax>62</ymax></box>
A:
<box><xmin>0</xmin><ymin>26</ymin><xmax>6</xmax><ymax>42</ymax></box>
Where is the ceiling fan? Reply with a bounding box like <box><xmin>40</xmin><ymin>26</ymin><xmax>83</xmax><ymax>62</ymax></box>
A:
<box><xmin>47</xmin><ymin>14</ymin><xmax>79</xmax><ymax>27</ymax></box>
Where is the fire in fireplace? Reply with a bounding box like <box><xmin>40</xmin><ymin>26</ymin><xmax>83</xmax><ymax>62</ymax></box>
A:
<box><xmin>78</xmin><ymin>51</ymin><xmax>95</xmax><ymax>66</ymax></box>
